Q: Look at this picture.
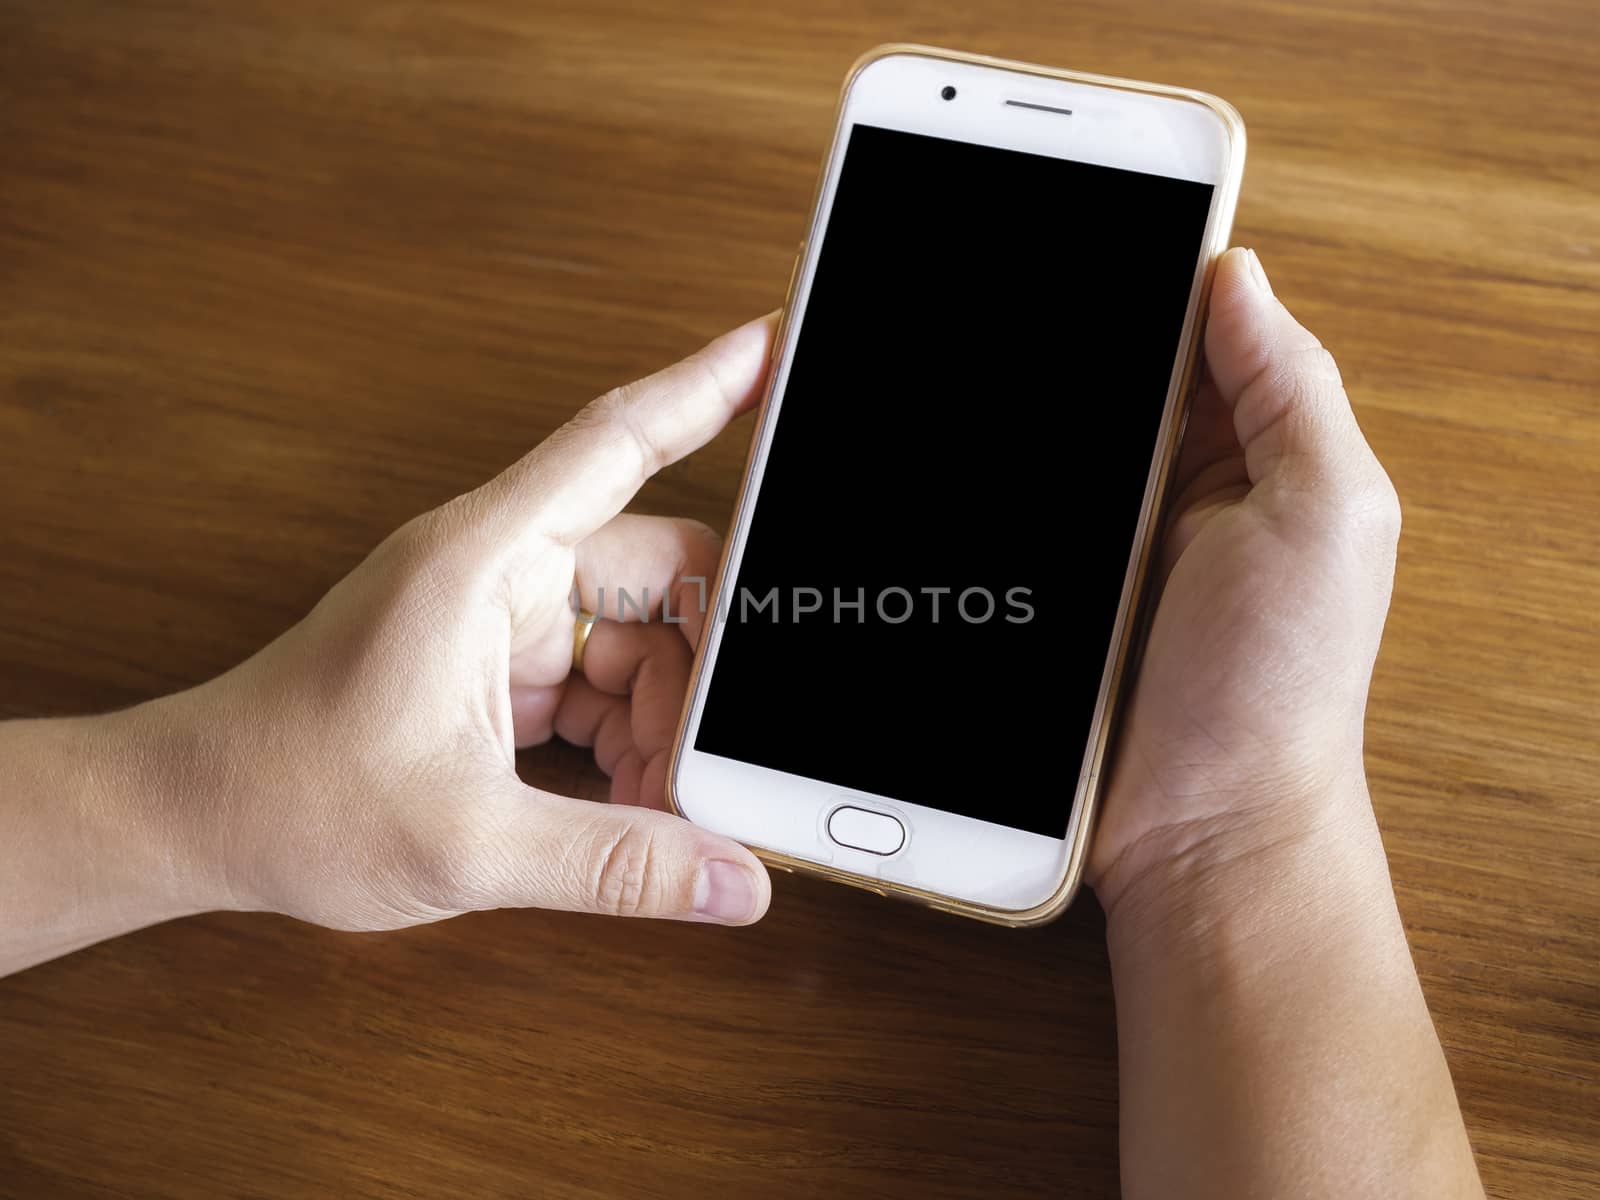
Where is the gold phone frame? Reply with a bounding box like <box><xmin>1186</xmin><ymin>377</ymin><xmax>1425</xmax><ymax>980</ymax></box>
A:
<box><xmin>666</xmin><ymin>44</ymin><xmax>1247</xmax><ymax>927</ymax></box>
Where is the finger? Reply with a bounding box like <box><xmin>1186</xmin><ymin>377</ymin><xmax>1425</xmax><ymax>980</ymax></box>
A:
<box><xmin>486</xmin><ymin>789</ymin><xmax>771</xmax><ymax>923</ymax></box>
<box><xmin>552</xmin><ymin>675</ymin><xmax>633</xmax><ymax>775</ymax></box>
<box><xmin>510</xmin><ymin>683</ymin><xmax>564</xmax><ymax>749</ymax></box>
<box><xmin>624</xmin><ymin>631</ymin><xmax>691</xmax><ymax>765</ymax></box>
<box><xmin>609</xmin><ymin>749</ymin><xmax>675</xmax><ymax>811</ymax></box>
<box><xmin>574</xmin><ymin>620</ymin><xmax>691</xmax><ymax>813</ymax></box>
<box><xmin>611</xmin><ymin>750</ymin><xmax>647</xmax><ymax>809</ymax></box>
<box><xmin>581</xmin><ymin>617</ymin><xmax>690</xmax><ymax>738</ymax></box>
<box><xmin>564</xmin><ymin>615</ymin><xmax>692</xmax><ymax>813</ymax></box>
<box><xmin>1170</xmin><ymin>370</ymin><xmax>1246</xmax><ymax>502</ymax></box>
<box><xmin>1160</xmin><ymin>367</ymin><xmax>1251</xmax><ymax>584</ymax></box>
<box><xmin>483</xmin><ymin>314</ymin><xmax>774</xmax><ymax>550</ymax></box>
<box><xmin>633</xmin><ymin>749</ymin><xmax>673</xmax><ymax>813</ymax></box>
<box><xmin>1157</xmin><ymin>481</ymin><xmax>1249</xmax><ymax>585</ymax></box>
<box><xmin>506</xmin><ymin>512</ymin><xmax>722</xmax><ymax>694</ymax></box>
<box><xmin>574</xmin><ymin>513</ymin><xmax>722</xmax><ymax>646</ymax></box>
<box><xmin>1204</xmin><ymin>248</ymin><xmax>1396</xmax><ymax>529</ymax></box>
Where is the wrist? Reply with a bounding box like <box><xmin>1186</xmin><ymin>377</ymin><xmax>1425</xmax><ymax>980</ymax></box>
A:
<box><xmin>105</xmin><ymin>690</ymin><xmax>247</xmax><ymax>916</ymax></box>
<box><xmin>61</xmin><ymin>695</ymin><xmax>241</xmax><ymax>920</ymax></box>
<box><xmin>1095</xmin><ymin>781</ymin><xmax>1482</xmax><ymax>1200</ymax></box>
<box><xmin>0</xmin><ymin>704</ymin><xmax>236</xmax><ymax>974</ymax></box>
<box><xmin>1097</xmin><ymin>780</ymin><xmax>1404</xmax><ymax>981</ymax></box>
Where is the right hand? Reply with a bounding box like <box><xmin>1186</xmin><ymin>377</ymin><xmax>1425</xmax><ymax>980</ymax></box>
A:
<box><xmin>110</xmin><ymin>319</ymin><xmax>778</xmax><ymax>936</ymax></box>
<box><xmin>1087</xmin><ymin>247</ymin><xmax>1404</xmax><ymax>926</ymax></box>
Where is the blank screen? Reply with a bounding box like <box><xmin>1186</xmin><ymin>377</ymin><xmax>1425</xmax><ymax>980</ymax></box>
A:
<box><xmin>694</xmin><ymin>124</ymin><xmax>1214</xmax><ymax>838</ymax></box>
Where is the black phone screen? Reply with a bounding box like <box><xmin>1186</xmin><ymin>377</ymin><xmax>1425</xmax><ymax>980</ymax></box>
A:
<box><xmin>693</xmin><ymin>123</ymin><xmax>1214</xmax><ymax>838</ymax></box>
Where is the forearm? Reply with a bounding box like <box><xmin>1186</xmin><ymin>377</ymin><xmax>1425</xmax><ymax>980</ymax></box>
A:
<box><xmin>1104</xmin><ymin>791</ymin><xmax>1483</xmax><ymax>1199</ymax></box>
<box><xmin>0</xmin><ymin>705</ymin><xmax>223</xmax><ymax>977</ymax></box>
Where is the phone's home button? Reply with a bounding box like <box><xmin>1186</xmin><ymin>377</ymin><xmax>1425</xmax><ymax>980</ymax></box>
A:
<box><xmin>826</xmin><ymin>805</ymin><xmax>906</xmax><ymax>856</ymax></box>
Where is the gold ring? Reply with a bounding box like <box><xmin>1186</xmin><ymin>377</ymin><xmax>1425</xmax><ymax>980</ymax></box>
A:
<box><xmin>572</xmin><ymin>610</ymin><xmax>598</xmax><ymax>673</ymax></box>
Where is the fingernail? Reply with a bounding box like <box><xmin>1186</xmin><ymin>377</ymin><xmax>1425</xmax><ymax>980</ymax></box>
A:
<box><xmin>693</xmin><ymin>859</ymin><xmax>758</xmax><ymax>923</ymax></box>
<box><xmin>1246</xmin><ymin>248</ymin><xmax>1274</xmax><ymax>295</ymax></box>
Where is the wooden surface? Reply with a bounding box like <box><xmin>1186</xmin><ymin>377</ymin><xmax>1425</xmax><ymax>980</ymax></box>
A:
<box><xmin>2</xmin><ymin>2</ymin><xmax>1597</xmax><ymax>1196</ymax></box>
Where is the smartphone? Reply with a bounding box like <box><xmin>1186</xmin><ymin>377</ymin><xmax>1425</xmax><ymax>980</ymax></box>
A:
<box><xmin>668</xmin><ymin>45</ymin><xmax>1245</xmax><ymax>926</ymax></box>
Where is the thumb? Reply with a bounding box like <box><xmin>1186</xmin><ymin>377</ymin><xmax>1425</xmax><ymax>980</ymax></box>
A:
<box><xmin>1204</xmin><ymin>248</ymin><xmax>1399</xmax><ymax>534</ymax></box>
<box><xmin>488</xmin><ymin>790</ymin><xmax>771</xmax><ymax>924</ymax></box>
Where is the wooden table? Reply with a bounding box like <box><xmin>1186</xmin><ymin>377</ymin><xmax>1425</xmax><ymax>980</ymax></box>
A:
<box><xmin>2</xmin><ymin>2</ymin><xmax>1596</xmax><ymax>1196</ymax></box>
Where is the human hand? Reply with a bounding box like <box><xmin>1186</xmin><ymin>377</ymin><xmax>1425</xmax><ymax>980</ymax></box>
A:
<box><xmin>136</xmin><ymin>317</ymin><xmax>777</xmax><ymax>932</ymax></box>
<box><xmin>1087</xmin><ymin>248</ymin><xmax>1403</xmax><ymax>926</ymax></box>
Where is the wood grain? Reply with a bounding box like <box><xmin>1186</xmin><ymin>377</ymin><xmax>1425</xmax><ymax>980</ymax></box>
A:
<box><xmin>1</xmin><ymin>2</ymin><xmax>1596</xmax><ymax>1197</ymax></box>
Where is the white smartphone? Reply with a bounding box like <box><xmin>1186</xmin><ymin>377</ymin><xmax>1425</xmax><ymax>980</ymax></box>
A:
<box><xmin>669</xmin><ymin>46</ymin><xmax>1245</xmax><ymax>925</ymax></box>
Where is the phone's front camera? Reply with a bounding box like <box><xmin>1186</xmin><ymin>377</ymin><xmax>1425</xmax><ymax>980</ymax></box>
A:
<box><xmin>940</xmin><ymin>85</ymin><xmax>957</xmax><ymax>101</ymax></box>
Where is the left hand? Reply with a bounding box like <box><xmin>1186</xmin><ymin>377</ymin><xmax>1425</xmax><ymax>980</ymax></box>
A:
<box><xmin>1085</xmin><ymin>249</ymin><xmax>1402</xmax><ymax>927</ymax></box>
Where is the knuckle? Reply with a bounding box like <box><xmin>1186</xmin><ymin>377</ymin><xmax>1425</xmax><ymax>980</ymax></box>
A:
<box><xmin>378</xmin><ymin>511</ymin><xmax>440</xmax><ymax>572</ymax></box>
<box><xmin>1319</xmin><ymin>460</ymin><xmax>1402</xmax><ymax>561</ymax></box>
<box><xmin>681</xmin><ymin>350</ymin><xmax>732</xmax><ymax>409</ymax></box>
<box><xmin>1236</xmin><ymin>339</ymin><xmax>1347</xmax><ymax>440</ymax></box>
<box><xmin>589</xmin><ymin>822</ymin><xmax>664</xmax><ymax>917</ymax></box>
<box><xmin>572</xmin><ymin>384</ymin><xmax>626</xmax><ymax>433</ymax></box>
<box><xmin>676</xmin><ymin>516</ymin><xmax>721</xmax><ymax>547</ymax></box>
<box><xmin>1302</xmin><ymin>342</ymin><xmax>1344</xmax><ymax>388</ymax></box>
<box><xmin>1367</xmin><ymin>468</ymin><xmax>1404</xmax><ymax>544</ymax></box>
<box><xmin>673</xmin><ymin>517</ymin><xmax>724</xmax><ymax>571</ymax></box>
<box><xmin>375</xmin><ymin>513</ymin><xmax>478</xmax><ymax>623</ymax></box>
<box><xmin>1278</xmin><ymin>341</ymin><xmax>1344</xmax><ymax>407</ymax></box>
<box><xmin>405</xmin><ymin>812</ymin><xmax>494</xmax><ymax>913</ymax></box>
<box><xmin>302</xmin><ymin>514</ymin><xmax>474</xmax><ymax>710</ymax></box>
<box><xmin>584</xmin><ymin>383</ymin><xmax>663</xmax><ymax>478</ymax></box>
<box><xmin>383</xmin><ymin>508</ymin><xmax>466</xmax><ymax>587</ymax></box>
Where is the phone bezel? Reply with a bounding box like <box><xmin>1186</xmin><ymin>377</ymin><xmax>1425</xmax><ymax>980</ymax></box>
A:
<box><xmin>668</xmin><ymin>45</ymin><xmax>1246</xmax><ymax>926</ymax></box>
